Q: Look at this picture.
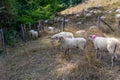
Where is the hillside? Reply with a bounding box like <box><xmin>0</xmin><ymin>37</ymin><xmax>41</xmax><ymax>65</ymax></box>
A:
<box><xmin>1</xmin><ymin>0</ymin><xmax>120</xmax><ymax>80</ymax></box>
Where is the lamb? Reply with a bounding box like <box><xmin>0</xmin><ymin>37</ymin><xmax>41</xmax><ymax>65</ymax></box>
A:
<box><xmin>29</xmin><ymin>29</ymin><xmax>38</xmax><ymax>39</ymax></box>
<box><xmin>58</xmin><ymin>36</ymin><xmax>87</xmax><ymax>54</ymax></box>
<box><xmin>89</xmin><ymin>35</ymin><xmax>119</xmax><ymax>67</ymax></box>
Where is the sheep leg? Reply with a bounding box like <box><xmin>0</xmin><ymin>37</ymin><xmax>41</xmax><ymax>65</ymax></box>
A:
<box><xmin>99</xmin><ymin>51</ymin><xmax>103</xmax><ymax>60</ymax></box>
<box><xmin>79</xmin><ymin>49</ymin><xmax>84</xmax><ymax>55</ymax></box>
<box><xmin>115</xmin><ymin>53</ymin><xmax>118</xmax><ymax>59</ymax></box>
<box><xmin>64</xmin><ymin>48</ymin><xmax>69</xmax><ymax>55</ymax></box>
<box><xmin>111</xmin><ymin>54</ymin><xmax>115</xmax><ymax>67</ymax></box>
<box><xmin>68</xmin><ymin>49</ymin><xmax>71</xmax><ymax>53</ymax></box>
<box><xmin>95</xmin><ymin>49</ymin><xmax>99</xmax><ymax>59</ymax></box>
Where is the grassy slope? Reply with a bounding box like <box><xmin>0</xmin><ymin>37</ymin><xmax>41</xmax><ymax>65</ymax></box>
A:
<box><xmin>3</xmin><ymin>0</ymin><xmax>120</xmax><ymax>80</ymax></box>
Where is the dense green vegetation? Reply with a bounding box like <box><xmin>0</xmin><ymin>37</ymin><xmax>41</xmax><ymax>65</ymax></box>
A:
<box><xmin>0</xmin><ymin>0</ymin><xmax>81</xmax><ymax>45</ymax></box>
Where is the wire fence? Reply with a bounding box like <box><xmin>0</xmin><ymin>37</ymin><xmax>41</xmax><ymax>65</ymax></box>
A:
<box><xmin>98</xmin><ymin>16</ymin><xmax>114</xmax><ymax>32</ymax></box>
<box><xmin>20</xmin><ymin>15</ymin><xmax>66</xmax><ymax>41</ymax></box>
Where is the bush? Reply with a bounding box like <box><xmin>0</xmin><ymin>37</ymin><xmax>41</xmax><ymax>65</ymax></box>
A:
<box><xmin>4</xmin><ymin>28</ymin><xmax>18</xmax><ymax>46</ymax></box>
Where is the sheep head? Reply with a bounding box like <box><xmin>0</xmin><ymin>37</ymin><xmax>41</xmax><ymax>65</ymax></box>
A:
<box><xmin>89</xmin><ymin>35</ymin><xmax>96</xmax><ymax>41</ymax></box>
<box><xmin>51</xmin><ymin>36</ymin><xmax>58</xmax><ymax>42</ymax></box>
<box><xmin>58</xmin><ymin>36</ymin><xmax>64</xmax><ymax>43</ymax></box>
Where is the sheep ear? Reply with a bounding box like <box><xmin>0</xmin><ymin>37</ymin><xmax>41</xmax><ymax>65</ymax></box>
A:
<box><xmin>92</xmin><ymin>35</ymin><xmax>96</xmax><ymax>39</ymax></box>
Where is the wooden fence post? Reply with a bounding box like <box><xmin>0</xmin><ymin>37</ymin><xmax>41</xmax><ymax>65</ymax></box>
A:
<box><xmin>98</xmin><ymin>16</ymin><xmax>101</xmax><ymax>29</ymax></box>
<box><xmin>0</xmin><ymin>28</ymin><xmax>6</xmax><ymax>55</ymax></box>
<box><xmin>21</xmin><ymin>24</ymin><xmax>25</xmax><ymax>41</ymax></box>
<box><xmin>28</xmin><ymin>23</ymin><xmax>31</xmax><ymax>30</ymax></box>
<box><xmin>61</xmin><ymin>16</ymin><xmax>65</xmax><ymax>31</ymax></box>
<box><xmin>118</xmin><ymin>21</ymin><xmax>120</xmax><ymax>31</ymax></box>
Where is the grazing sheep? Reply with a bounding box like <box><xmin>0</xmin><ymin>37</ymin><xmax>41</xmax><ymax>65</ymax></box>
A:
<box><xmin>51</xmin><ymin>32</ymin><xmax>74</xmax><ymax>43</ymax></box>
<box><xmin>29</xmin><ymin>30</ymin><xmax>38</xmax><ymax>39</ymax></box>
<box><xmin>51</xmin><ymin>33</ymin><xmax>60</xmax><ymax>43</ymax></box>
<box><xmin>59</xmin><ymin>32</ymin><xmax>74</xmax><ymax>38</ymax></box>
<box><xmin>89</xmin><ymin>35</ymin><xmax>119</xmax><ymax>67</ymax></box>
<box><xmin>51</xmin><ymin>32</ymin><xmax>74</xmax><ymax>50</ymax></box>
<box><xmin>58</xmin><ymin>36</ymin><xmax>86</xmax><ymax>54</ymax></box>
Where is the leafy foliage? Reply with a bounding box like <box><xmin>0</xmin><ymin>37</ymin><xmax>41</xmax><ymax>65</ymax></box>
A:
<box><xmin>0</xmin><ymin>0</ymin><xmax>82</xmax><ymax>45</ymax></box>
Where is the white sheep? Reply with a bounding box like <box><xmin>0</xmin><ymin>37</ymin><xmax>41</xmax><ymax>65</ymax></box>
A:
<box><xmin>59</xmin><ymin>32</ymin><xmax>74</xmax><ymax>38</ymax></box>
<box><xmin>29</xmin><ymin>30</ymin><xmax>38</xmax><ymax>39</ymax></box>
<box><xmin>51</xmin><ymin>32</ymin><xmax>74</xmax><ymax>50</ymax></box>
<box><xmin>58</xmin><ymin>36</ymin><xmax>87</xmax><ymax>54</ymax></box>
<box><xmin>51</xmin><ymin>33</ymin><xmax>60</xmax><ymax>43</ymax></box>
<box><xmin>89</xmin><ymin>35</ymin><xmax>119</xmax><ymax>67</ymax></box>
<box><xmin>51</xmin><ymin>32</ymin><xmax>74</xmax><ymax>43</ymax></box>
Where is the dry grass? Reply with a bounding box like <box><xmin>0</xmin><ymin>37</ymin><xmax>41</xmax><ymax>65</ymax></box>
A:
<box><xmin>1</xmin><ymin>0</ymin><xmax>120</xmax><ymax>80</ymax></box>
<box><xmin>60</xmin><ymin>0</ymin><xmax>120</xmax><ymax>15</ymax></box>
<box><xmin>4</xmin><ymin>26</ymin><xmax>120</xmax><ymax>80</ymax></box>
